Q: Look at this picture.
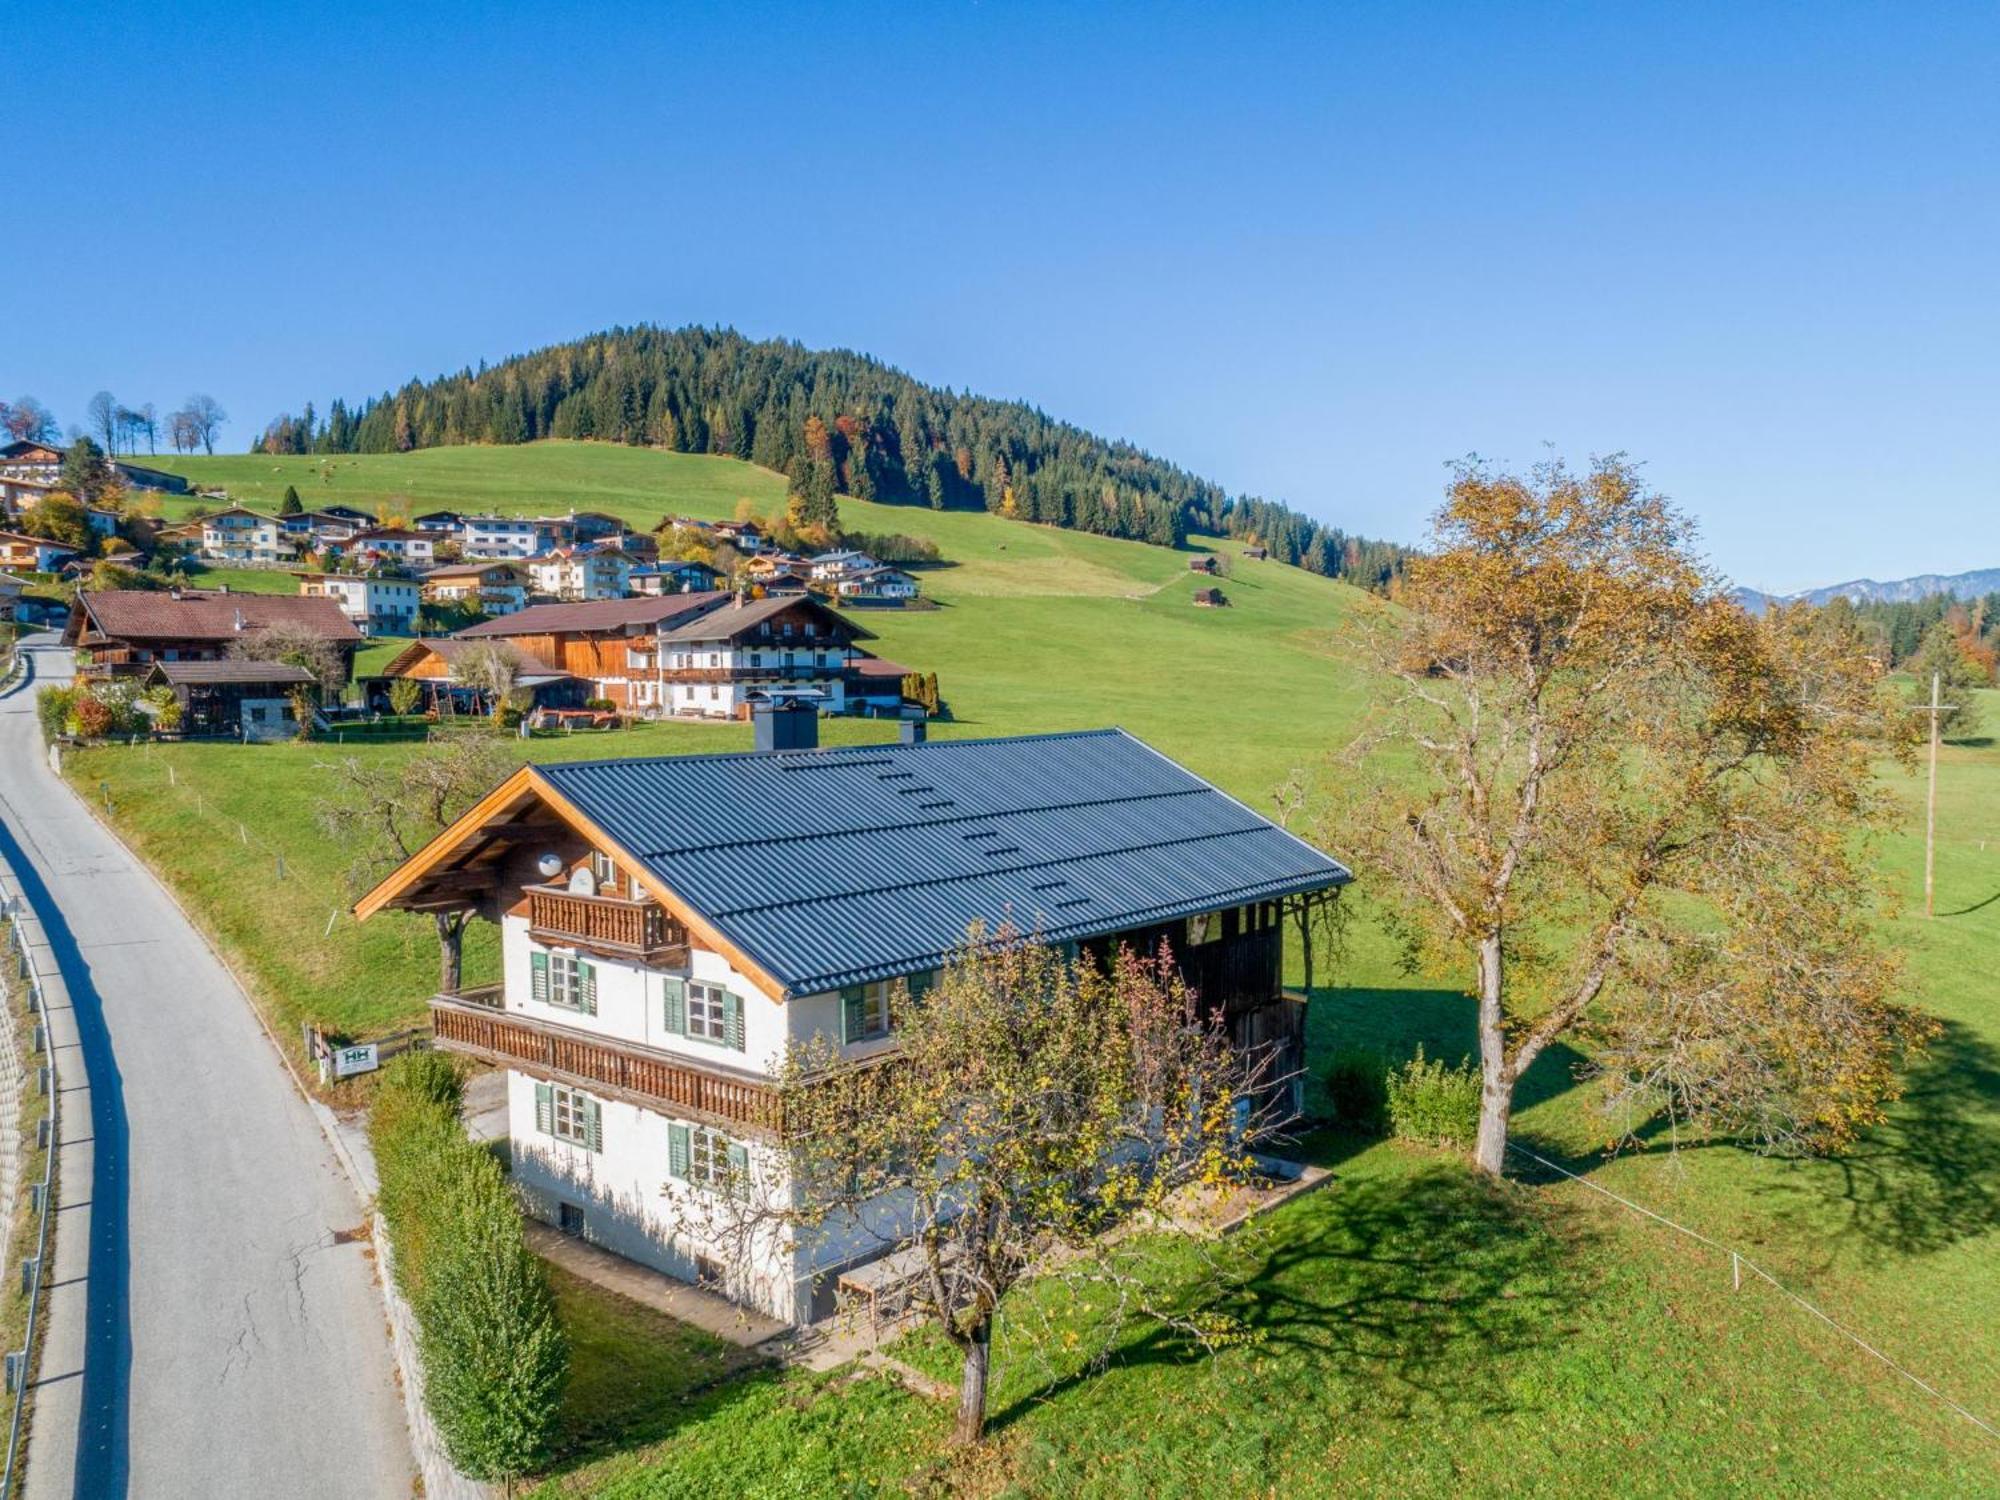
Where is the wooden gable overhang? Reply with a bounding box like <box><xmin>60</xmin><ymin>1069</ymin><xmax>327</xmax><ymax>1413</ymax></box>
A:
<box><xmin>353</xmin><ymin>767</ymin><xmax>789</xmax><ymax>1001</ymax></box>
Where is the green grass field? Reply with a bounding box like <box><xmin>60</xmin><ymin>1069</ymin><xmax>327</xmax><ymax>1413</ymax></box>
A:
<box><xmin>67</xmin><ymin>444</ymin><xmax>2000</xmax><ymax>1494</ymax></box>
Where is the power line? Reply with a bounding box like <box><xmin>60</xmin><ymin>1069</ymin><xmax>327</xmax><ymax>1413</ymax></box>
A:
<box><xmin>1508</xmin><ymin>1142</ymin><xmax>1999</xmax><ymax>1443</ymax></box>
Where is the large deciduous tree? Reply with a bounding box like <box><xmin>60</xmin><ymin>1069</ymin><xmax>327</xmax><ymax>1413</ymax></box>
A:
<box><xmin>1332</xmin><ymin>456</ymin><xmax>1933</xmax><ymax>1176</ymax></box>
<box><xmin>714</xmin><ymin>933</ymin><xmax>1284</xmax><ymax>1449</ymax></box>
<box><xmin>318</xmin><ymin>735</ymin><xmax>517</xmax><ymax>990</ymax></box>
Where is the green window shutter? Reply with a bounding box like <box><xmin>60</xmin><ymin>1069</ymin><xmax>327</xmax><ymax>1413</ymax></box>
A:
<box><xmin>534</xmin><ymin>1081</ymin><xmax>553</xmax><ymax>1135</ymax></box>
<box><xmin>667</xmin><ymin>1122</ymin><xmax>690</xmax><ymax>1179</ymax></box>
<box><xmin>726</xmin><ymin>1140</ymin><xmax>749</xmax><ymax>1198</ymax></box>
<box><xmin>723</xmin><ymin>990</ymin><xmax>744</xmax><ymax>1051</ymax></box>
<box><xmin>584</xmin><ymin>1097</ymin><xmax>603</xmax><ymax>1152</ymax></box>
<box><xmin>841</xmin><ymin>984</ymin><xmax>867</xmax><ymax>1044</ymax></box>
<box><xmin>579</xmin><ymin>960</ymin><xmax>598</xmax><ymax>1016</ymax></box>
<box><xmin>905</xmin><ymin>970</ymin><xmax>935</xmax><ymax>1008</ymax></box>
<box><xmin>530</xmin><ymin>950</ymin><xmax>550</xmax><ymax>1005</ymax></box>
<box><xmin>662</xmin><ymin>976</ymin><xmax>685</xmax><ymax>1035</ymax></box>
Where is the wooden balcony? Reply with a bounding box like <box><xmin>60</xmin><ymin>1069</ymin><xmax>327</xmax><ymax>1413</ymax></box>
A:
<box><xmin>526</xmin><ymin>884</ymin><xmax>689</xmax><ymax>964</ymax></box>
<box><xmin>431</xmin><ymin>990</ymin><xmax>783</xmax><ymax>1137</ymax></box>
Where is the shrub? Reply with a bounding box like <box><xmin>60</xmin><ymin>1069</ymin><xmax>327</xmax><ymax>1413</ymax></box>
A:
<box><xmin>1385</xmin><ymin>1045</ymin><xmax>1482</xmax><ymax>1150</ymax></box>
<box><xmin>35</xmin><ymin>684</ymin><xmax>78</xmax><ymax>744</ymax></box>
<box><xmin>582</xmin><ymin>696</ymin><xmax>615</xmax><ymax>712</ymax></box>
<box><xmin>388</xmin><ymin>678</ymin><xmax>422</xmax><ymax>717</ymax></box>
<box><xmin>1324</xmin><ymin>1046</ymin><xmax>1388</xmax><ymax>1134</ymax></box>
<box><xmin>368</xmin><ymin>1051</ymin><xmax>567</xmax><ymax>1482</ymax></box>
<box><xmin>71</xmin><ymin>695</ymin><xmax>114</xmax><ymax>739</ymax></box>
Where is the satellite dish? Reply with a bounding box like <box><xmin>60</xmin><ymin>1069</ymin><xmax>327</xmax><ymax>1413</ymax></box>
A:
<box><xmin>567</xmin><ymin>866</ymin><xmax>598</xmax><ymax>896</ymax></box>
<box><xmin>536</xmin><ymin>852</ymin><xmax>564</xmax><ymax>880</ymax></box>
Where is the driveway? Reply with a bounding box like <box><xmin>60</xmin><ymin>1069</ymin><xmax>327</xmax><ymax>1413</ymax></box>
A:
<box><xmin>0</xmin><ymin>638</ymin><xmax>411</xmax><ymax>1498</ymax></box>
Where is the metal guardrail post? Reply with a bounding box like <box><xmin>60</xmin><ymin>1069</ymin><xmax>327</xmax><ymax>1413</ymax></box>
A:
<box><xmin>0</xmin><ymin>884</ymin><xmax>60</xmax><ymax>1498</ymax></box>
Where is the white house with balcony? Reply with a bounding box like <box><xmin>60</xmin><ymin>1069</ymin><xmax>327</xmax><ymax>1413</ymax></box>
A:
<box><xmin>294</xmin><ymin>572</ymin><xmax>421</xmax><ymax>636</ymax></box>
<box><xmin>356</xmin><ymin>720</ymin><xmax>1349</xmax><ymax>1325</ymax></box>
<box><xmin>460</xmin><ymin>514</ymin><xmax>543</xmax><ymax>558</ymax></box>
<box><xmin>629</xmin><ymin>592</ymin><xmax>866</xmax><ymax>719</ymax></box>
<box><xmin>526</xmin><ymin>546</ymin><xmax>634</xmax><ymax>602</ymax></box>
<box><xmin>200</xmin><ymin>507</ymin><xmax>293</xmax><ymax>565</ymax></box>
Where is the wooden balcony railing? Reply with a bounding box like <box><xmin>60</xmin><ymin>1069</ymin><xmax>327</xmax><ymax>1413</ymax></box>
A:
<box><xmin>430</xmin><ymin>990</ymin><xmax>783</xmax><ymax>1136</ymax></box>
<box><xmin>526</xmin><ymin>884</ymin><xmax>689</xmax><ymax>964</ymax></box>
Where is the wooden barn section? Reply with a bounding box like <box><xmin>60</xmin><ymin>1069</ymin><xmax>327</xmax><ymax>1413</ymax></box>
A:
<box><xmin>365</xmin><ymin>637</ymin><xmax>588</xmax><ymax>715</ymax></box>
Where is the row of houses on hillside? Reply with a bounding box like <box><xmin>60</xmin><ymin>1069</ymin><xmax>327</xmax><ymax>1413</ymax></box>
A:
<box><xmin>56</xmin><ymin>585</ymin><xmax>928</xmax><ymax>728</ymax></box>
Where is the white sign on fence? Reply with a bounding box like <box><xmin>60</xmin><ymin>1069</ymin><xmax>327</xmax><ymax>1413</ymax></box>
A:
<box><xmin>331</xmin><ymin>1043</ymin><xmax>380</xmax><ymax>1080</ymax></box>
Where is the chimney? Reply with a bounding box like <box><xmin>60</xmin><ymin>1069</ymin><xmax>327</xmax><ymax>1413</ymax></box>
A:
<box><xmin>752</xmin><ymin>699</ymin><xmax>818</xmax><ymax>753</ymax></box>
<box><xmin>899</xmin><ymin>719</ymin><xmax>926</xmax><ymax>745</ymax></box>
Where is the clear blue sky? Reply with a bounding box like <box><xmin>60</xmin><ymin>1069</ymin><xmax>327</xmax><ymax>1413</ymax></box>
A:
<box><xmin>4</xmin><ymin>1</ymin><xmax>1994</xmax><ymax>593</ymax></box>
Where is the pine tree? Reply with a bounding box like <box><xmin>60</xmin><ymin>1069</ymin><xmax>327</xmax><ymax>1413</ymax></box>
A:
<box><xmin>279</xmin><ymin>485</ymin><xmax>304</xmax><ymax>516</ymax></box>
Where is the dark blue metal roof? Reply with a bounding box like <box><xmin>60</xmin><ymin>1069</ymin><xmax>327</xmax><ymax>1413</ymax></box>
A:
<box><xmin>537</xmin><ymin>729</ymin><xmax>1351</xmax><ymax>997</ymax></box>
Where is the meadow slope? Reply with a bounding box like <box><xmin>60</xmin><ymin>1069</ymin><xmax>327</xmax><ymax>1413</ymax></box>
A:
<box><xmin>68</xmin><ymin>443</ymin><xmax>2000</xmax><ymax>1494</ymax></box>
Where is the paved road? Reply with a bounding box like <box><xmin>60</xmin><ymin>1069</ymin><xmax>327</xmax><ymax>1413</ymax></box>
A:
<box><xmin>0</xmin><ymin>639</ymin><xmax>412</xmax><ymax>1498</ymax></box>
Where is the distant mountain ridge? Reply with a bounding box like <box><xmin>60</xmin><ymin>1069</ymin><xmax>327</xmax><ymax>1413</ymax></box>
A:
<box><xmin>1733</xmin><ymin>566</ymin><xmax>2000</xmax><ymax>613</ymax></box>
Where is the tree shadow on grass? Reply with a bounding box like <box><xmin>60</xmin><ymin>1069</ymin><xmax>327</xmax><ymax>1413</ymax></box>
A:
<box><xmin>986</xmin><ymin>1162</ymin><xmax>1597</xmax><ymax>1434</ymax></box>
<box><xmin>1773</xmin><ymin>1018</ymin><xmax>2000</xmax><ymax>1261</ymax></box>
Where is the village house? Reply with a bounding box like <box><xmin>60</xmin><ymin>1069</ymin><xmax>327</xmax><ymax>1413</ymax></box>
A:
<box><xmin>847</xmin><ymin>654</ymin><xmax>919</xmax><ymax>717</ymax></box>
<box><xmin>807</xmin><ymin>549</ymin><xmax>877</xmax><ymax>582</ymax></box>
<box><xmin>833</xmin><ymin>566</ymin><xmax>921</xmax><ymax>605</ymax></box>
<box><xmin>630</xmin><ymin>560</ymin><xmax>723</xmax><ymax>596</ymax></box>
<box><xmin>640</xmin><ymin>593</ymin><xmax>870</xmax><ymax>719</ymax></box>
<box><xmin>710</xmin><ymin>519</ymin><xmax>768</xmax><ymax>554</ymax></box>
<box><xmin>365</xmin><ymin>637</ymin><xmax>589</xmax><ymax>716</ymax></box>
<box><xmin>346</xmin><ymin>528</ymin><xmax>437</xmax><ymax>569</ymax></box>
<box><xmin>200</xmin><ymin>507</ymin><xmax>293</xmax><ymax>565</ymax></box>
<box><xmin>1189</xmin><ymin>555</ymin><xmax>1219</xmax><ymax>574</ymax></box>
<box><xmin>0</xmin><ymin>475</ymin><xmax>58</xmax><ymax>518</ymax></box>
<box><xmin>423</xmin><ymin>560</ymin><xmax>530</xmax><ymax>617</ymax></box>
<box><xmin>143</xmin><ymin>659</ymin><xmax>320</xmax><ymax>741</ymax></box>
<box><xmin>460</xmin><ymin>515</ymin><xmax>545</xmax><ymax>558</ymax></box>
<box><xmin>62</xmin><ymin>588</ymin><xmax>363</xmax><ymax>683</ymax></box>
<box><xmin>447</xmin><ymin>592</ymin><xmax>734</xmax><ymax>711</ymax></box>
<box><xmin>0</xmin><ymin>530</ymin><xmax>82</xmax><ymax>572</ymax></box>
<box><xmin>413</xmin><ymin>509</ymin><xmax>466</xmax><ymax>533</ymax></box>
<box><xmin>294</xmin><ymin>572</ymin><xmax>422</xmax><ymax>636</ymax></box>
<box><xmin>355</xmin><ymin>722</ymin><xmax>1348</xmax><ymax>1325</ymax></box>
<box><xmin>526</xmin><ymin>546</ymin><xmax>635</xmax><ymax>602</ymax></box>
<box><xmin>0</xmin><ymin>438</ymin><xmax>190</xmax><ymax>493</ymax></box>
<box><xmin>1193</xmin><ymin>586</ymin><xmax>1229</xmax><ymax>607</ymax></box>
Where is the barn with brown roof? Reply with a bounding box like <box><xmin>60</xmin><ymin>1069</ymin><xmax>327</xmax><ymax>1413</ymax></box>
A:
<box><xmin>63</xmin><ymin>588</ymin><xmax>363</xmax><ymax>684</ymax></box>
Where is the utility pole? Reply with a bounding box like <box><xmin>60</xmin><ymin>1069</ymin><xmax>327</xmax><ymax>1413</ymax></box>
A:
<box><xmin>1925</xmin><ymin>669</ymin><xmax>1940</xmax><ymax>919</ymax></box>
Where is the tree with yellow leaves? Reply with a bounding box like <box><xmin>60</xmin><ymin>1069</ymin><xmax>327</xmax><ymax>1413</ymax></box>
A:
<box><xmin>1332</xmin><ymin>455</ymin><xmax>1932</xmax><ymax>1176</ymax></box>
<box><xmin>710</xmin><ymin>931</ymin><xmax>1286</xmax><ymax>1448</ymax></box>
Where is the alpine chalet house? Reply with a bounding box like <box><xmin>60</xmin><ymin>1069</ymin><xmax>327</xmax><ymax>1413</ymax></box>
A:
<box><xmin>526</xmin><ymin>545</ymin><xmax>635</xmax><ymax>602</ymax></box>
<box><xmin>448</xmin><ymin>592</ymin><xmax>733</xmax><ymax>711</ymax></box>
<box><xmin>648</xmin><ymin>593</ymin><xmax>870</xmax><ymax>718</ymax></box>
<box><xmin>365</xmin><ymin>638</ymin><xmax>588</xmax><ymax>716</ymax></box>
<box><xmin>356</xmin><ymin>718</ymin><xmax>1349</xmax><ymax>1324</ymax></box>
<box><xmin>423</xmin><ymin>559</ymin><xmax>530</xmax><ymax>617</ymax></box>
<box><xmin>63</xmin><ymin>588</ymin><xmax>362</xmax><ymax>685</ymax></box>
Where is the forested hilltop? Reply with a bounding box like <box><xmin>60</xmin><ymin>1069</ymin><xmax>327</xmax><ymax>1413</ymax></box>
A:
<box><xmin>254</xmin><ymin>326</ymin><xmax>1409</xmax><ymax>590</ymax></box>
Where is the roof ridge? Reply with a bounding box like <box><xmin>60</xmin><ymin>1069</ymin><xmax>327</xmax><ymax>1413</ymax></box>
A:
<box><xmin>537</xmin><ymin>725</ymin><xmax>1125</xmax><ymax>777</ymax></box>
<box><xmin>629</xmin><ymin>782</ymin><xmax>1211</xmax><ymax>860</ymax></box>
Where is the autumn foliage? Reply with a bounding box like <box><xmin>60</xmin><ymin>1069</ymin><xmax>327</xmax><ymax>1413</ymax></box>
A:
<box><xmin>1333</xmin><ymin>455</ymin><xmax>1933</xmax><ymax>1173</ymax></box>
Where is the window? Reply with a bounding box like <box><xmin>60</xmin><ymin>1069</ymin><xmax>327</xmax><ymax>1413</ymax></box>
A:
<box><xmin>662</xmin><ymin>976</ymin><xmax>743</xmax><ymax>1050</ymax></box>
<box><xmin>529</xmin><ymin>949</ymin><xmax>597</xmax><ymax>1015</ymax></box>
<box><xmin>590</xmin><ymin>849</ymin><xmax>619</xmax><ymax>895</ymax></box>
<box><xmin>840</xmin><ymin>981</ymin><xmax>893</xmax><ymax>1044</ymax></box>
<box><xmin>669</xmin><ymin>1121</ymin><xmax>747</xmax><ymax>1193</ymax></box>
<box><xmin>534</xmin><ymin>1082</ymin><xmax>602</xmax><ymax>1150</ymax></box>
<box><xmin>686</xmin><ymin>980</ymin><xmax>727</xmax><ymax>1042</ymax></box>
